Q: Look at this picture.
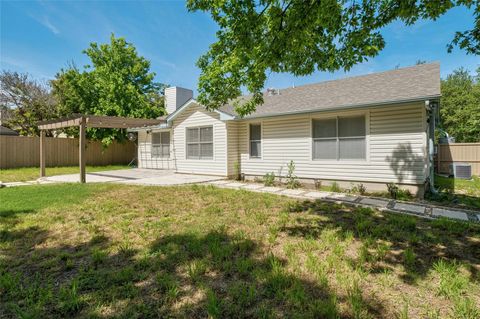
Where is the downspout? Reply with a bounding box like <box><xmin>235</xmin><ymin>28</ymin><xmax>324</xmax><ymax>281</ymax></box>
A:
<box><xmin>426</xmin><ymin>100</ymin><xmax>439</xmax><ymax>194</ymax></box>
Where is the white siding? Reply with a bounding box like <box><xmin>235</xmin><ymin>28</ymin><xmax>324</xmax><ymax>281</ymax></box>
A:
<box><xmin>137</xmin><ymin>130</ymin><xmax>175</xmax><ymax>169</ymax></box>
<box><xmin>239</xmin><ymin>103</ymin><xmax>426</xmax><ymax>185</ymax></box>
<box><xmin>171</xmin><ymin>103</ymin><xmax>227</xmax><ymax>175</ymax></box>
<box><xmin>226</xmin><ymin>121</ymin><xmax>240</xmax><ymax>177</ymax></box>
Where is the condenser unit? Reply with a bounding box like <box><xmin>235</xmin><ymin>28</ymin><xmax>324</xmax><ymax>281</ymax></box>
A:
<box><xmin>449</xmin><ymin>163</ymin><xmax>472</xmax><ymax>179</ymax></box>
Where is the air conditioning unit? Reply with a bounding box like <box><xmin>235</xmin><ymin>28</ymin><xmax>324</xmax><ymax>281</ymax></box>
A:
<box><xmin>449</xmin><ymin>163</ymin><xmax>472</xmax><ymax>179</ymax></box>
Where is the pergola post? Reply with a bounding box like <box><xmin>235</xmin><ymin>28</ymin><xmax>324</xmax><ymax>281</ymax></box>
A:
<box><xmin>79</xmin><ymin>117</ymin><xmax>86</xmax><ymax>183</ymax></box>
<box><xmin>40</xmin><ymin>130</ymin><xmax>46</xmax><ymax>177</ymax></box>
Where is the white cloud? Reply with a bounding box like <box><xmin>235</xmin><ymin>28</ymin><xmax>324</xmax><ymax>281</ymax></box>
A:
<box><xmin>30</xmin><ymin>14</ymin><xmax>60</xmax><ymax>35</ymax></box>
<box><xmin>41</xmin><ymin>16</ymin><xmax>60</xmax><ymax>34</ymax></box>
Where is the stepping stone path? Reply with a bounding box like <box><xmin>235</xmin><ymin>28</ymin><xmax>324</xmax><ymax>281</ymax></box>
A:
<box><xmin>432</xmin><ymin>208</ymin><xmax>469</xmax><ymax>221</ymax></box>
<box><xmin>394</xmin><ymin>202</ymin><xmax>426</xmax><ymax>215</ymax></box>
<box><xmin>360</xmin><ymin>198</ymin><xmax>390</xmax><ymax>208</ymax></box>
<box><xmin>207</xmin><ymin>180</ymin><xmax>479</xmax><ymax>223</ymax></box>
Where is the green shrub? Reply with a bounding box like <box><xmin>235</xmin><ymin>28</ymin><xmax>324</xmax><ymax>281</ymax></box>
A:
<box><xmin>350</xmin><ymin>183</ymin><xmax>366</xmax><ymax>195</ymax></box>
<box><xmin>286</xmin><ymin>160</ymin><xmax>300</xmax><ymax>189</ymax></box>
<box><xmin>386</xmin><ymin>183</ymin><xmax>399</xmax><ymax>199</ymax></box>
<box><xmin>263</xmin><ymin>172</ymin><xmax>275</xmax><ymax>186</ymax></box>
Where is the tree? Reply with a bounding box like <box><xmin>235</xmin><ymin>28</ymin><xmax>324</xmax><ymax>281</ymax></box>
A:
<box><xmin>187</xmin><ymin>0</ymin><xmax>480</xmax><ymax>116</ymax></box>
<box><xmin>51</xmin><ymin>34</ymin><xmax>166</xmax><ymax>145</ymax></box>
<box><xmin>0</xmin><ymin>70</ymin><xmax>56</xmax><ymax>136</ymax></box>
<box><xmin>440</xmin><ymin>67</ymin><xmax>480</xmax><ymax>142</ymax></box>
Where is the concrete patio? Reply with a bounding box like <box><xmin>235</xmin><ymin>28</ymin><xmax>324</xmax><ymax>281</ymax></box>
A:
<box><xmin>38</xmin><ymin>168</ymin><xmax>223</xmax><ymax>186</ymax></box>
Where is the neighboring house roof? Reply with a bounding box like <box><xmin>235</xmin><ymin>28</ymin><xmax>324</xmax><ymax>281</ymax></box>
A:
<box><xmin>0</xmin><ymin>125</ymin><xmax>19</xmax><ymax>136</ymax></box>
<box><xmin>219</xmin><ymin>63</ymin><xmax>440</xmax><ymax>118</ymax></box>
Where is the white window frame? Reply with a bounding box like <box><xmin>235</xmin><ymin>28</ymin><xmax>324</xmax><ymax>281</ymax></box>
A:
<box><xmin>186</xmin><ymin>126</ymin><xmax>214</xmax><ymax>160</ymax></box>
<box><xmin>312</xmin><ymin>114</ymin><xmax>367</xmax><ymax>161</ymax></box>
<box><xmin>248</xmin><ymin>122</ymin><xmax>262</xmax><ymax>159</ymax></box>
<box><xmin>151</xmin><ymin>131</ymin><xmax>170</xmax><ymax>158</ymax></box>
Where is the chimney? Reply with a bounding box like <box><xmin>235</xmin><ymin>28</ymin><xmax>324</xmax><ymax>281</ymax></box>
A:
<box><xmin>164</xmin><ymin>87</ymin><xmax>193</xmax><ymax>114</ymax></box>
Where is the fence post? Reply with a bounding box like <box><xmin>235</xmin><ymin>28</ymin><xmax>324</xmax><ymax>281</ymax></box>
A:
<box><xmin>79</xmin><ymin>117</ymin><xmax>86</xmax><ymax>183</ymax></box>
<box><xmin>40</xmin><ymin>131</ymin><xmax>46</xmax><ymax>177</ymax></box>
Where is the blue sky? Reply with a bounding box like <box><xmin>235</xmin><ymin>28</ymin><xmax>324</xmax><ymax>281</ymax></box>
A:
<box><xmin>1</xmin><ymin>1</ymin><xmax>478</xmax><ymax>94</ymax></box>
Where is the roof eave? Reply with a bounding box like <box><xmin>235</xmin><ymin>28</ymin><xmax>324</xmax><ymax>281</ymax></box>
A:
<box><xmin>235</xmin><ymin>95</ymin><xmax>441</xmax><ymax>120</ymax></box>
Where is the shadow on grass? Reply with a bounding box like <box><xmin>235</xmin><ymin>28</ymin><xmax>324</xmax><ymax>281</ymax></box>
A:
<box><xmin>430</xmin><ymin>175</ymin><xmax>480</xmax><ymax>209</ymax></box>
<box><xmin>285</xmin><ymin>200</ymin><xmax>480</xmax><ymax>284</ymax></box>
<box><xmin>1</xmin><ymin>226</ymin><xmax>386</xmax><ymax>318</ymax></box>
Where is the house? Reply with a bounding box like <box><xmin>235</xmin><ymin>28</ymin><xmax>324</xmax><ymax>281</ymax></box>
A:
<box><xmin>0</xmin><ymin>125</ymin><xmax>19</xmax><ymax>136</ymax></box>
<box><xmin>129</xmin><ymin>63</ymin><xmax>440</xmax><ymax>197</ymax></box>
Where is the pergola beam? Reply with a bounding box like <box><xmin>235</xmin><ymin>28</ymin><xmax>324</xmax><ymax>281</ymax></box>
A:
<box><xmin>37</xmin><ymin>114</ymin><xmax>164</xmax><ymax>183</ymax></box>
<box><xmin>79</xmin><ymin>117</ymin><xmax>86</xmax><ymax>183</ymax></box>
<box><xmin>40</xmin><ymin>130</ymin><xmax>46</xmax><ymax>177</ymax></box>
<box><xmin>38</xmin><ymin>115</ymin><xmax>164</xmax><ymax>130</ymax></box>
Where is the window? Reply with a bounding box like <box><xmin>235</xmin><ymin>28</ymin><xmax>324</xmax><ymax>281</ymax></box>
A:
<box><xmin>151</xmin><ymin>132</ymin><xmax>170</xmax><ymax>158</ymax></box>
<box><xmin>186</xmin><ymin>126</ymin><xmax>213</xmax><ymax>159</ymax></box>
<box><xmin>249</xmin><ymin>124</ymin><xmax>261</xmax><ymax>158</ymax></box>
<box><xmin>313</xmin><ymin>115</ymin><xmax>366</xmax><ymax>160</ymax></box>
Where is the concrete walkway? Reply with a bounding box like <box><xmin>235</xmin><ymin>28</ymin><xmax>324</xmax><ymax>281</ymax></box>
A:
<box><xmin>206</xmin><ymin>180</ymin><xmax>480</xmax><ymax>223</ymax></box>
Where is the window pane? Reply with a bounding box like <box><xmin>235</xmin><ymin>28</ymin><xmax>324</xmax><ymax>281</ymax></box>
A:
<box><xmin>250</xmin><ymin>124</ymin><xmax>261</xmax><ymax>141</ymax></box>
<box><xmin>187</xmin><ymin>144</ymin><xmax>199</xmax><ymax>158</ymax></box>
<box><xmin>313</xmin><ymin>139</ymin><xmax>337</xmax><ymax>159</ymax></box>
<box><xmin>186</xmin><ymin>128</ymin><xmax>199</xmax><ymax>143</ymax></box>
<box><xmin>338</xmin><ymin>116</ymin><xmax>365</xmax><ymax>137</ymax></box>
<box><xmin>339</xmin><ymin>138</ymin><xmax>366</xmax><ymax>159</ymax></box>
<box><xmin>200</xmin><ymin>143</ymin><xmax>213</xmax><ymax>158</ymax></box>
<box><xmin>200</xmin><ymin>126</ymin><xmax>213</xmax><ymax>142</ymax></box>
<box><xmin>161</xmin><ymin>145</ymin><xmax>170</xmax><ymax>157</ymax></box>
<box><xmin>161</xmin><ymin>132</ymin><xmax>170</xmax><ymax>144</ymax></box>
<box><xmin>313</xmin><ymin>119</ymin><xmax>336</xmax><ymax>138</ymax></box>
<box><xmin>250</xmin><ymin>141</ymin><xmax>261</xmax><ymax>157</ymax></box>
<box><xmin>151</xmin><ymin>132</ymin><xmax>161</xmax><ymax>144</ymax></box>
<box><xmin>152</xmin><ymin>145</ymin><xmax>160</xmax><ymax>157</ymax></box>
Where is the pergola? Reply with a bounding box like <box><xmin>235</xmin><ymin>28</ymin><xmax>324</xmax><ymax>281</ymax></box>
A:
<box><xmin>38</xmin><ymin>114</ymin><xmax>164</xmax><ymax>183</ymax></box>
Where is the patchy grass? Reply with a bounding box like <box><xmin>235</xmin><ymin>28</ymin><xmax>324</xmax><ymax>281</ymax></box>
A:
<box><xmin>1</xmin><ymin>184</ymin><xmax>479</xmax><ymax>318</ymax></box>
<box><xmin>0</xmin><ymin>165</ymin><xmax>130</xmax><ymax>183</ymax></box>
<box><xmin>429</xmin><ymin>175</ymin><xmax>480</xmax><ymax>209</ymax></box>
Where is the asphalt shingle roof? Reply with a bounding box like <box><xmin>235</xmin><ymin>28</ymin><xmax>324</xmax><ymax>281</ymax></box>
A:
<box><xmin>220</xmin><ymin>63</ymin><xmax>440</xmax><ymax>118</ymax></box>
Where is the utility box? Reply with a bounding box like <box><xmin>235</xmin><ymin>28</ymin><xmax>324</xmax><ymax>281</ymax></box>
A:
<box><xmin>449</xmin><ymin>163</ymin><xmax>472</xmax><ymax>179</ymax></box>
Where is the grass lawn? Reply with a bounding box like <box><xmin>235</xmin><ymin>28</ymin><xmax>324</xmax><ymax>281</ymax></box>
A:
<box><xmin>0</xmin><ymin>165</ymin><xmax>130</xmax><ymax>183</ymax></box>
<box><xmin>431</xmin><ymin>175</ymin><xmax>480</xmax><ymax>209</ymax></box>
<box><xmin>1</xmin><ymin>184</ymin><xmax>479</xmax><ymax>318</ymax></box>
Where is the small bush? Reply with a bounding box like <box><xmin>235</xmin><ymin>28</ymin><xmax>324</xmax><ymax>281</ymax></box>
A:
<box><xmin>263</xmin><ymin>172</ymin><xmax>275</xmax><ymax>186</ymax></box>
<box><xmin>286</xmin><ymin>161</ymin><xmax>300</xmax><ymax>189</ymax></box>
<box><xmin>330</xmin><ymin>182</ymin><xmax>341</xmax><ymax>192</ymax></box>
<box><xmin>387</xmin><ymin>183</ymin><xmax>399</xmax><ymax>199</ymax></box>
<box><xmin>350</xmin><ymin>183</ymin><xmax>366</xmax><ymax>195</ymax></box>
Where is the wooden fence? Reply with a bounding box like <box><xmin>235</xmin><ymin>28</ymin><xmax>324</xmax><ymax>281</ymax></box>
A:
<box><xmin>0</xmin><ymin>135</ymin><xmax>136</xmax><ymax>169</ymax></box>
<box><xmin>435</xmin><ymin>143</ymin><xmax>480</xmax><ymax>176</ymax></box>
